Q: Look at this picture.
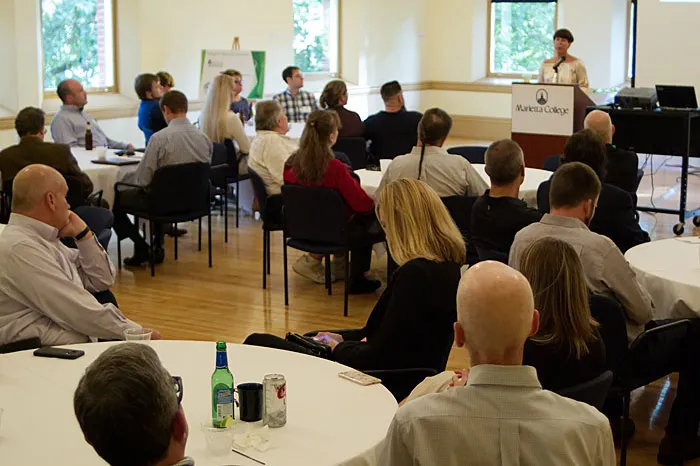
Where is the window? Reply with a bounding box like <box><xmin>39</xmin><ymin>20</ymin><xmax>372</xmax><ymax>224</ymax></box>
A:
<box><xmin>489</xmin><ymin>1</ymin><xmax>557</xmax><ymax>76</ymax></box>
<box><xmin>41</xmin><ymin>0</ymin><xmax>116</xmax><ymax>93</ymax></box>
<box><xmin>292</xmin><ymin>0</ymin><xmax>339</xmax><ymax>75</ymax></box>
<box><xmin>627</xmin><ymin>0</ymin><xmax>636</xmax><ymax>81</ymax></box>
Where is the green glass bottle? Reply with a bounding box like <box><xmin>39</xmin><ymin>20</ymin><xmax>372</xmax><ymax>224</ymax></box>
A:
<box><xmin>211</xmin><ymin>341</ymin><xmax>234</xmax><ymax>428</ymax></box>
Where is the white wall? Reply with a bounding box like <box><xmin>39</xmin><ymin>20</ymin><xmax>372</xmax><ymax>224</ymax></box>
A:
<box><xmin>636</xmin><ymin>0</ymin><xmax>700</xmax><ymax>89</ymax></box>
<box><xmin>0</xmin><ymin>0</ymin><xmax>18</xmax><ymax>113</ymax></box>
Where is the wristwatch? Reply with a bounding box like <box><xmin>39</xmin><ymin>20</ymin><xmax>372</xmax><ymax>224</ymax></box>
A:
<box><xmin>75</xmin><ymin>226</ymin><xmax>91</xmax><ymax>241</ymax></box>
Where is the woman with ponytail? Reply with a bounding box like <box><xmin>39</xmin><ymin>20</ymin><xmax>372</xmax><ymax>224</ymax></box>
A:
<box><xmin>284</xmin><ymin>109</ymin><xmax>382</xmax><ymax>294</ymax></box>
<box><xmin>320</xmin><ymin>80</ymin><xmax>364</xmax><ymax>138</ymax></box>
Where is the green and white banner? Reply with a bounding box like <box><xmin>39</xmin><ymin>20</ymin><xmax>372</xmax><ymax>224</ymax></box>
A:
<box><xmin>199</xmin><ymin>49</ymin><xmax>266</xmax><ymax>100</ymax></box>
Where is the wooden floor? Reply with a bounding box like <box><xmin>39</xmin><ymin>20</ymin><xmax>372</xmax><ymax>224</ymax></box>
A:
<box><xmin>109</xmin><ymin>149</ymin><xmax>700</xmax><ymax>466</ymax></box>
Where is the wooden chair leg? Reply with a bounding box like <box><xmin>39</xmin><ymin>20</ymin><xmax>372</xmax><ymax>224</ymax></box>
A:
<box><xmin>283</xmin><ymin>238</ymin><xmax>289</xmax><ymax>306</ymax></box>
<box><xmin>344</xmin><ymin>249</ymin><xmax>350</xmax><ymax>317</ymax></box>
<box><xmin>208</xmin><ymin>213</ymin><xmax>212</xmax><ymax>268</ymax></box>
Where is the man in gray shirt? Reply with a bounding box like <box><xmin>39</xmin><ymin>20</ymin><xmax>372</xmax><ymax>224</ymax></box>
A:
<box><xmin>50</xmin><ymin>79</ymin><xmax>134</xmax><ymax>150</ymax></box>
<box><xmin>510</xmin><ymin>162</ymin><xmax>700</xmax><ymax>464</ymax></box>
<box><xmin>113</xmin><ymin>90</ymin><xmax>212</xmax><ymax>266</ymax></box>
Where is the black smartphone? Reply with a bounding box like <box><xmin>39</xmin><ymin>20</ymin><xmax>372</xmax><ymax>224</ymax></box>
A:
<box><xmin>33</xmin><ymin>347</ymin><xmax>85</xmax><ymax>360</ymax></box>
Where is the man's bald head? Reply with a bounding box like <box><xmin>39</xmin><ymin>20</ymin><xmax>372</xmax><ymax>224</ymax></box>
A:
<box><xmin>584</xmin><ymin>110</ymin><xmax>614</xmax><ymax>144</ymax></box>
<box><xmin>12</xmin><ymin>164</ymin><xmax>67</xmax><ymax>213</ymax></box>
<box><xmin>455</xmin><ymin>261</ymin><xmax>539</xmax><ymax>365</ymax></box>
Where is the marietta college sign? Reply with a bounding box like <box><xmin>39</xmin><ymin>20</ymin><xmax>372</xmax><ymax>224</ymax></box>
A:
<box><xmin>512</xmin><ymin>84</ymin><xmax>575</xmax><ymax>136</ymax></box>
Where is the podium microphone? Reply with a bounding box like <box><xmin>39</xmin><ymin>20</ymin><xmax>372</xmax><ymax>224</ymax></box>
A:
<box><xmin>553</xmin><ymin>56</ymin><xmax>566</xmax><ymax>73</ymax></box>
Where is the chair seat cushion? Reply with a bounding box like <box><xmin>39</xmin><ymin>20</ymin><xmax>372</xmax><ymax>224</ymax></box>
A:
<box><xmin>286</xmin><ymin>238</ymin><xmax>346</xmax><ymax>255</ymax></box>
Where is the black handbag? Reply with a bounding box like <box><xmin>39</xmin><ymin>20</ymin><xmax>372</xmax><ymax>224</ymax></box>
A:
<box><xmin>285</xmin><ymin>332</ymin><xmax>332</xmax><ymax>358</ymax></box>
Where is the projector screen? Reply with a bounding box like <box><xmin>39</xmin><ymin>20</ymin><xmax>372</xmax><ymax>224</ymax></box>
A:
<box><xmin>636</xmin><ymin>0</ymin><xmax>700</xmax><ymax>89</ymax></box>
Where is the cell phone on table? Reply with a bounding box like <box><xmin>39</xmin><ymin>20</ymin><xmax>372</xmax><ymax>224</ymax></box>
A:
<box><xmin>338</xmin><ymin>370</ymin><xmax>382</xmax><ymax>386</ymax></box>
<box><xmin>33</xmin><ymin>347</ymin><xmax>85</xmax><ymax>360</ymax></box>
<box><xmin>313</xmin><ymin>334</ymin><xmax>341</xmax><ymax>345</ymax></box>
<box><xmin>114</xmin><ymin>150</ymin><xmax>136</xmax><ymax>156</ymax></box>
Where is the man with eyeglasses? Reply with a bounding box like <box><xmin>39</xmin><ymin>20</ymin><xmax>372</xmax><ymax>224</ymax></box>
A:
<box><xmin>273</xmin><ymin>66</ymin><xmax>319</xmax><ymax>123</ymax></box>
<box><xmin>74</xmin><ymin>343</ymin><xmax>191</xmax><ymax>466</ymax></box>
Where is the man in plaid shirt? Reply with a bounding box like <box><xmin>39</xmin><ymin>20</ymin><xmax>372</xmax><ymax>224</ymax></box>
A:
<box><xmin>273</xmin><ymin>66</ymin><xmax>319</xmax><ymax>123</ymax></box>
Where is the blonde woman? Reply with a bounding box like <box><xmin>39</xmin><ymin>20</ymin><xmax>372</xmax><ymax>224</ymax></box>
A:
<box><xmin>319</xmin><ymin>80</ymin><xmax>364</xmax><ymax>137</ymax></box>
<box><xmin>221</xmin><ymin>69</ymin><xmax>252</xmax><ymax>122</ymax></box>
<box><xmin>199</xmin><ymin>74</ymin><xmax>251</xmax><ymax>173</ymax></box>
<box><xmin>245</xmin><ymin>178</ymin><xmax>465</xmax><ymax>373</ymax></box>
<box><xmin>406</xmin><ymin>237</ymin><xmax>605</xmax><ymax>401</ymax></box>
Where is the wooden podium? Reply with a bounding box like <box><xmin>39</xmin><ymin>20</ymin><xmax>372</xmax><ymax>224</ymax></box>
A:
<box><xmin>511</xmin><ymin>83</ymin><xmax>595</xmax><ymax>168</ymax></box>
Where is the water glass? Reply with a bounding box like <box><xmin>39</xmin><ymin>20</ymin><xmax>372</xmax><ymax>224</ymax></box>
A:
<box><xmin>201</xmin><ymin>421</ymin><xmax>235</xmax><ymax>455</ymax></box>
<box><xmin>123</xmin><ymin>327</ymin><xmax>153</xmax><ymax>343</ymax></box>
<box><xmin>95</xmin><ymin>146</ymin><xmax>107</xmax><ymax>161</ymax></box>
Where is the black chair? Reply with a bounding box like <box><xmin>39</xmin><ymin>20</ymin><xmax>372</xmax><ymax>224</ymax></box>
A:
<box><xmin>1</xmin><ymin>178</ymin><xmax>13</xmax><ymax>223</ymax></box>
<box><xmin>364</xmin><ymin>368</ymin><xmax>438</xmax><ymax>402</ymax></box>
<box><xmin>475</xmin><ymin>247</ymin><xmax>508</xmax><ymax>264</ymax></box>
<box><xmin>333</xmin><ymin>137</ymin><xmax>368</xmax><ymax>170</ymax></box>
<box><xmin>557</xmin><ymin>370</ymin><xmax>613</xmax><ymax>411</ymax></box>
<box><xmin>447</xmin><ymin>146</ymin><xmax>487</xmax><ymax>164</ymax></box>
<box><xmin>248</xmin><ymin>168</ymin><xmax>283</xmax><ymax>289</ymax></box>
<box><xmin>543</xmin><ymin>154</ymin><xmax>562</xmax><ymax>172</ymax></box>
<box><xmin>441</xmin><ymin>196</ymin><xmax>479</xmax><ymax>265</ymax></box>
<box><xmin>212</xmin><ymin>139</ymin><xmax>249</xmax><ymax>236</ymax></box>
<box><xmin>114</xmin><ymin>162</ymin><xmax>213</xmax><ymax>277</ymax></box>
<box><xmin>62</xmin><ymin>172</ymin><xmax>104</xmax><ymax>209</ymax></box>
<box><xmin>0</xmin><ymin>337</ymin><xmax>41</xmax><ymax>354</ymax></box>
<box><xmin>589</xmin><ymin>294</ymin><xmax>628</xmax><ymax>374</ymax></box>
<box><xmin>609</xmin><ymin>319</ymin><xmax>692</xmax><ymax>466</ymax></box>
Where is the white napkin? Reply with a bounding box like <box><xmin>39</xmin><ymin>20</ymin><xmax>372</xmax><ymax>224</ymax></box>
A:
<box><xmin>233</xmin><ymin>425</ymin><xmax>271</xmax><ymax>452</ymax></box>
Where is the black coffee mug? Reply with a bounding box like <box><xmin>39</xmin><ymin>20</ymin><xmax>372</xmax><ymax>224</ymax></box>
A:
<box><xmin>237</xmin><ymin>382</ymin><xmax>263</xmax><ymax>422</ymax></box>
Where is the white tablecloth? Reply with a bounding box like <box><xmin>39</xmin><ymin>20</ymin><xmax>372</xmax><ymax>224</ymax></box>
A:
<box><xmin>71</xmin><ymin>148</ymin><xmax>139</xmax><ymax>208</ymax></box>
<box><xmin>0</xmin><ymin>341</ymin><xmax>397</xmax><ymax>466</ymax></box>
<box><xmin>244</xmin><ymin>123</ymin><xmax>305</xmax><ymax>141</ymax></box>
<box><xmin>625</xmin><ymin>237</ymin><xmax>700</xmax><ymax>320</ymax></box>
<box><xmin>357</xmin><ymin>163</ymin><xmax>552</xmax><ymax>208</ymax></box>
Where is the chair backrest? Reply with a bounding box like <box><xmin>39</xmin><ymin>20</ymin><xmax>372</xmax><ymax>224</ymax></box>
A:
<box><xmin>363</xmin><ymin>368</ymin><xmax>438</xmax><ymax>402</ymax></box>
<box><xmin>333</xmin><ymin>137</ymin><xmax>367</xmax><ymax>170</ymax></box>
<box><xmin>62</xmin><ymin>172</ymin><xmax>87</xmax><ymax>208</ymax></box>
<box><xmin>211</xmin><ymin>139</ymin><xmax>238</xmax><ymax>179</ymax></box>
<box><xmin>589</xmin><ymin>294</ymin><xmax>628</xmax><ymax>373</ymax></box>
<box><xmin>543</xmin><ymin>155</ymin><xmax>563</xmax><ymax>172</ymax></box>
<box><xmin>557</xmin><ymin>370</ymin><xmax>613</xmax><ymax>411</ymax></box>
<box><xmin>248</xmin><ymin>168</ymin><xmax>270</xmax><ymax>213</ymax></box>
<box><xmin>281</xmin><ymin>185</ymin><xmax>347</xmax><ymax>245</ymax></box>
<box><xmin>147</xmin><ymin>162</ymin><xmax>212</xmax><ymax>218</ymax></box>
<box><xmin>476</xmin><ymin>247</ymin><xmax>509</xmax><ymax>264</ymax></box>
<box><xmin>0</xmin><ymin>337</ymin><xmax>42</xmax><ymax>354</ymax></box>
<box><xmin>441</xmin><ymin>195</ymin><xmax>478</xmax><ymax>264</ymax></box>
<box><xmin>447</xmin><ymin>146</ymin><xmax>487</xmax><ymax>164</ymax></box>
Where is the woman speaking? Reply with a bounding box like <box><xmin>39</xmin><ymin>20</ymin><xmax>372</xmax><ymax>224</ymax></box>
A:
<box><xmin>538</xmin><ymin>28</ymin><xmax>589</xmax><ymax>88</ymax></box>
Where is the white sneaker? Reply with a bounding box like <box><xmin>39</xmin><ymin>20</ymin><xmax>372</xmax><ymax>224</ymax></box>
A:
<box><xmin>293</xmin><ymin>255</ymin><xmax>327</xmax><ymax>284</ymax></box>
<box><xmin>332</xmin><ymin>256</ymin><xmax>346</xmax><ymax>282</ymax></box>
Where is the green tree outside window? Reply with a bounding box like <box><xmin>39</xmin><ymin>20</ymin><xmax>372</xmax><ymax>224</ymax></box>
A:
<box><xmin>293</xmin><ymin>0</ymin><xmax>331</xmax><ymax>73</ymax></box>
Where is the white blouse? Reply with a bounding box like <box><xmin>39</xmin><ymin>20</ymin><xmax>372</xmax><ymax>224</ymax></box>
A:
<box><xmin>538</xmin><ymin>58</ymin><xmax>589</xmax><ymax>88</ymax></box>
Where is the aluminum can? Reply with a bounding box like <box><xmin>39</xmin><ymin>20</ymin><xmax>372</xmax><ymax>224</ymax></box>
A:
<box><xmin>263</xmin><ymin>374</ymin><xmax>287</xmax><ymax>427</ymax></box>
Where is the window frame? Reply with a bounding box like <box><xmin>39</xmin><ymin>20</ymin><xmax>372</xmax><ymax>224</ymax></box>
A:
<box><xmin>292</xmin><ymin>0</ymin><xmax>342</xmax><ymax>80</ymax></box>
<box><xmin>625</xmin><ymin>0</ymin><xmax>636</xmax><ymax>84</ymax></box>
<box><xmin>486</xmin><ymin>0</ymin><xmax>559</xmax><ymax>79</ymax></box>
<box><xmin>40</xmin><ymin>0</ymin><xmax>120</xmax><ymax>97</ymax></box>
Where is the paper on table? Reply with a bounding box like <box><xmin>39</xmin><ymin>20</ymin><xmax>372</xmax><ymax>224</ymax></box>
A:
<box><xmin>676</xmin><ymin>236</ymin><xmax>700</xmax><ymax>244</ymax></box>
<box><xmin>233</xmin><ymin>425</ymin><xmax>271</xmax><ymax>452</ymax></box>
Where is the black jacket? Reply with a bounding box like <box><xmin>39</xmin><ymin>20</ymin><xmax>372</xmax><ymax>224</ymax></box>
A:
<box><xmin>606</xmin><ymin>145</ymin><xmax>640</xmax><ymax>195</ymax></box>
<box><xmin>537</xmin><ymin>179</ymin><xmax>650</xmax><ymax>253</ymax></box>
<box><xmin>333</xmin><ymin>258</ymin><xmax>460</xmax><ymax>371</ymax></box>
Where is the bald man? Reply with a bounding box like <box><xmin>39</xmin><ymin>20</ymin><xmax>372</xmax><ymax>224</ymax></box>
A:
<box><xmin>584</xmin><ymin>110</ymin><xmax>640</xmax><ymax>194</ymax></box>
<box><xmin>378</xmin><ymin>262</ymin><xmax>615</xmax><ymax>466</ymax></box>
<box><xmin>50</xmin><ymin>79</ymin><xmax>134</xmax><ymax>150</ymax></box>
<box><xmin>0</xmin><ymin>164</ymin><xmax>151</xmax><ymax>346</ymax></box>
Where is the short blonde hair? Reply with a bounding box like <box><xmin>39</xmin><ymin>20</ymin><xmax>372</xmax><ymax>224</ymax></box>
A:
<box><xmin>377</xmin><ymin>179</ymin><xmax>466</xmax><ymax>266</ymax></box>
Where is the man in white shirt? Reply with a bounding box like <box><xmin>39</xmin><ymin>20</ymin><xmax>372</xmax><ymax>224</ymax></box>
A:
<box><xmin>248</xmin><ymin>100</ymin><xmax>297</xmax><ymax>195</ymax></box>
<box><xmin>377</xmin><ymin>108</ymin><xmax>488</xmax><ymax>197</ymax></box>
<box><xmin>378</xmin><ymin>261</ymin><xmax>615</xmax><ymax>466</ymax></box>
<box><xmin>0</xmin><ymin>164</ymin><xmax>155</xmax><ymax>346</ymax></box>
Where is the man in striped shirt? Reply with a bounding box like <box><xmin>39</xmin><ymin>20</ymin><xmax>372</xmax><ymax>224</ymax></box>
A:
<box><xmin>273</xmin><ymin>66</ymin><xmax>319</xmax><ymax>123</ymax></box>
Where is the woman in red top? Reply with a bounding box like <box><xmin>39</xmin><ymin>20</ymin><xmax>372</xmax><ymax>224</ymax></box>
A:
<box><xmin>284</xmin><ymin>109</ymin><xmax>381</xmax><ymax>294</ymax></box>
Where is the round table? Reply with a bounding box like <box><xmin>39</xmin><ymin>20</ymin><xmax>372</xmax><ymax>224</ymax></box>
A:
<box><xmin>625</xmin><ymin>237</ymin><xmax>700</xmax><ymax>320</ymax></box>
<box><xmin>356</xmin><ymin>163</ymin><xmax>552</xmax><ymax>208</ymax></box>
<box><xmin>71</xmin><ymin>148</ymin><xmax>139</xmax><ymax>208</ymax></box>
<box><xmin>0</xmin><ymin>341</ymin><xmax>397</xmax><ymax>466</ymax></box>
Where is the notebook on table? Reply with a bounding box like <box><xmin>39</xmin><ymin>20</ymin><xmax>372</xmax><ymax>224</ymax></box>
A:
<box><xmin>91</xmin><ymin>156</ymin><xmax>141</xmax><ymax>166</ymax></box>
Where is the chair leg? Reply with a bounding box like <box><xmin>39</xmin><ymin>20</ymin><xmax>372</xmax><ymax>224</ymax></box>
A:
<box><xmin>224</xmin><ymin>186</ymin><xmax>229</xmax><ymax>243</ymax></box>
<box><xmin>620</xmin><ymin>391</ymin><xmax>630</xmax><ymax>466</ymax></box>
<box><xmin>208</xmin><ymin>213</ymin><xmax>212</xmax><ymax>268</ymax></box>
<box><xmin>266</xmin><ymin>231</ymin><xmax>271</xmax><ymax>274</ymax></box>
<box><xmin>283</xmin><ymin>238</ymin><xmax>289</xmax><ymax>306</ymax></box>
<box><xmin>344</xmin><ymin>249</ymin><xmax>350</xmax><ymax>317</ymax></box>
<box><xmin>235</xmin><ymin>178</ymin><xmax>240</xmax><ymax>228</ymax></box>
<box><xmin>117</xmin><ymin>236</ymin><xmax>122</xmax><ymax>270</ymax></box>
<box><xmin>149</xmin><ymin>220</ymin><xmax>155</xmax><ymax>277</ymax></box>
<box><xmin>326</xmin><ymin>255</ymin><xmax>332</xmax><ymax>296</ymax></box>
<box><xmin>198</xmin><ymin>217</ymin><xmax>202</xmax><ymax>251</ymax></box>
<box><xmin>174</xmin><ymin>223</ymin><xmax>178</xmax><ymax>260</ymax></box>
<box><xmin>262</xmin><ymin>230</ymin><xmax>267</xmax><ymax>289</ymax></box>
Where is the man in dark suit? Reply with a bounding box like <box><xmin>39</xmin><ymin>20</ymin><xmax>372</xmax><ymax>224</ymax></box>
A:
<box><xmin>585</xmin><ymin>110</ymin><xmax>640</xmax><ymax>194</ymax></box>
<box><xmin>537</xmin><ymin>129</ymin><xmax>650</xmax><ymax>253</ymax></box>
<box><xmin>0</xmin><ymin>107</ymin><xmax>94</xmax><ymax>201</ymax></box>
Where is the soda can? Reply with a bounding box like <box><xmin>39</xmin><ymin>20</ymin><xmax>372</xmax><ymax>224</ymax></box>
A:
<box><xmin>263</xmin><ymin>374</ymin><xmax>287</xmax><ymax>427</ymax></box>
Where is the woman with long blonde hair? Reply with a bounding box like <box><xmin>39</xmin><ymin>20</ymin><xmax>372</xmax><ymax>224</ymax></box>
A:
<box><xmin>200</xmin><ymin>74</ymin><xmax>251</xmax><ymax>172</ymax></box>
<box><xmin>284</xmin><ymin>109</ymin><xmax>379</xmax><ymax>293</ymax></box>
<box><xmin>319</xmin><ymin>80</ymin><xmax>364</xmax><ymax>137</ymax></box>
<box><xmin>245</xmin><ymin>178</ymin><xmax>465</xmax><ymax>377</ymax></box>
